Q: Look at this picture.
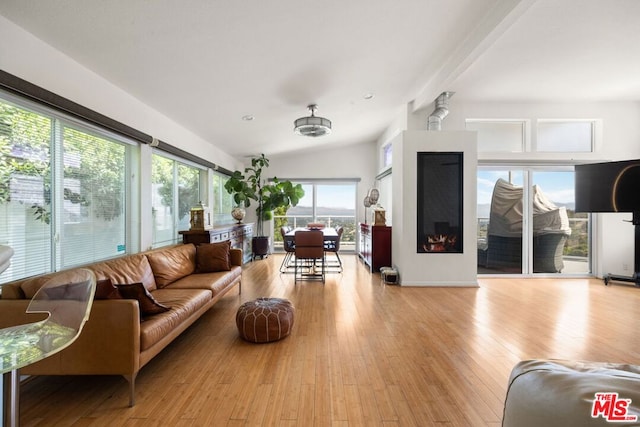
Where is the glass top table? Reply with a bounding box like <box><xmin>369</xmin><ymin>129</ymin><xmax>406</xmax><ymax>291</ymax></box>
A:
<box><xmin>1</xmin><ymin>268</ymin><xmax>95</xmax><ymax>426</ymax></box>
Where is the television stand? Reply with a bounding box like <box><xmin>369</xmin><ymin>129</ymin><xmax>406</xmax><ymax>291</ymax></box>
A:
<box><xmin>604</xmin><ymin>273</ymin><xmax>640</xmax><ymax>286</ymax></box>
<box><xmin>604</xmin><ymin>211</ymin><xmax>640</xmax><ymax>287</ymax></box>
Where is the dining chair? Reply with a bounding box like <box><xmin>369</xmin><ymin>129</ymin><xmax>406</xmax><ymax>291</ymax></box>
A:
<box><xmin>294</xmin><ymin>230</ymin><xmax>325</xmax><ymax>283</ymax></box>
<box><xmin>279</xmin><ymin>226</ymin><xmax>296</xmax><ymax>273</ymax></box>
<box><xmin>324</xmin><ymin>226</ymin><xmax>344</xmax><ymax>273</ymax></box>
<box><xmin>0</xmin><ymin>268</ymin><xmax>96</xmax><ymax>427</ymax></box>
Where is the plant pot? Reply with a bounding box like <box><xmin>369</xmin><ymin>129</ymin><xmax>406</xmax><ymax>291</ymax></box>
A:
<box><xmin>252</xmin><ymin>236</ymin><xmax>270</xmax><ymax>260</ymax></box>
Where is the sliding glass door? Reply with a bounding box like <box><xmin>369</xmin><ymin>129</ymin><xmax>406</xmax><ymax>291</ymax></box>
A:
<box><xmin>273</xmin><ymin>181</ymin><xmax>357</xmax><ymax>252</ymax></box>
<box><xmin>477</xmin><ymin>167</ymin><xmax>590</xmax><ymax>275</ymax></box>
<box><xmin>531</xmin><ymin>171</ymin><xmax>589</xmax><ymax>275</ymax></box>
<box><xmin>477</xmin><ymin>169</ymin><xmax>524</xmax><ymax>274</ymax></box>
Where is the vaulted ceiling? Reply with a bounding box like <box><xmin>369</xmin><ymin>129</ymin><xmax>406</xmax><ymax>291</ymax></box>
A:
<box><xmin>1</xmin><ymin>0</ymin><xmax>639</xmax><ymax>157</ymax></box>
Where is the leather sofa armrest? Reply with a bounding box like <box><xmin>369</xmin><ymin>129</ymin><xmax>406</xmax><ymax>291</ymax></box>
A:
<box><xmin>0</xmin><ymin>300</ymin><xmax>41</xmax><ymax>328</ymax></box>
<box><xmin>18</xmin><ymin>299</ymin><xmax>141</xmax><ymax>377</ymax></box>
<box><xmin>230</xmin><ymin>248</ymin><xmax>243</xmax><ymax>267</ymax></box>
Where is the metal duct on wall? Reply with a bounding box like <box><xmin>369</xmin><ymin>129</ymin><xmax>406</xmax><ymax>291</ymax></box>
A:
<box><xmin>427</xmin><ymin>91</ymin><xmax>454</xmax><ymax>131</ymax></box>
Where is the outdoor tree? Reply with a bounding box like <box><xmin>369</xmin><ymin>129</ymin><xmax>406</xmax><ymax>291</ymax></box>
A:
<box><xmin>0</xmin><ymin>101</ymin><xmax>126</xmax><ymax>224</ymax></box>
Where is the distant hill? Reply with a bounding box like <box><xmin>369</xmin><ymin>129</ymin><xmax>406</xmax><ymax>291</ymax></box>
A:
<box><xmin>477</xmin><ymin>202</ymin><xmax>575</xmax><ymax>219</ymax></box>
<box><xmin>288</xmin><ymin>205</ymin><xmax>355</xmax><ymax>216</ymax></box>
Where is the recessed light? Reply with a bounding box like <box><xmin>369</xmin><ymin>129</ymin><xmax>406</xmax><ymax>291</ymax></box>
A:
<box><xmin>363</xmin><ymin>93</ymin><xmax>375</xmax><ymax>100</ymax></box>
<box><xmin>242</xmin><ymin>115</ymin><xmax>254</xmax><ymax>121</ymax></box>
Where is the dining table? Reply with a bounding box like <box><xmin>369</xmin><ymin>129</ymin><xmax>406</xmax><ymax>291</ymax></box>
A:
<box><xmin>284</xmin><ymin>227</ymin><xmax>339</xmax><ymax>246</ymax></box>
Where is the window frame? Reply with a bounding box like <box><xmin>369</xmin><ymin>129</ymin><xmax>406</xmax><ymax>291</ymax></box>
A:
<box><xmin>211</xmin><ymin>169</ymin><xmax>234</xmax><ymax>225</ymax></box>
<box><xmin>272</xmin><ymin>179</ymin><xmax>358</xmax><ymax>252</ymax></box>
<box><xmin>150</xmin><ymin>150</ymin><xmax>208</xmax><ymax>248</ymax></box>
<box><xmin>465</xmin><ymin>119</ymin><xmax>529</xmax><ymax>153</ymax></box>
<box><xmin>535</xmin><ymin>119</ymin><xmax>598</xmax><ymax>153</ymax></box>
<box><xmin>0</xmin><ymin>90</ymin><xmax>138</xmax><ymax>282</ymax></box>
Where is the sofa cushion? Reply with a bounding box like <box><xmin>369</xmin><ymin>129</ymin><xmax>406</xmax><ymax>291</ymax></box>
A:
<box><xmin>146</xmin><ymin>244</ymin><xmax>196</xmax><ymax>288</ymax></box>
<box><xmin>116</xmin><ymin>282</ymin><xmax>170</xmax><ymax>316</ymax></box>
<box><xmin>166</xmin><ymin>266</ymin><xmax>241</xmax><ymax>295</ymax></box>
<box><xmin>138</xmin><ymin>288</ymin><xmax>211</xmax><ymax>350</ymax></box>
<box><xmin>16</xmin><ymin>268</ymin><xmax>93</xmax><ymax>299</ymax></box>
<box><xmin>196</xmin><ymin>241</ymin><xmax>231</xmax><ymax>272</ymax></box>
<box><xmin>42</xmin><ymin>280</ymin><xmax>93</xmax><ymax>301</ymax></box>
<box><xmin>89</xmin><ymin>254</ymin><xmax>157</xmax><ymax>291</ymax></box>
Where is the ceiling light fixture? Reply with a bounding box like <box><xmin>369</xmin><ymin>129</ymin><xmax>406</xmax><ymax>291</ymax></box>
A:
<box><xmin>294</xmin><ymin>104</ymin><xmax>332</xmax><ymax>137</ymax></box>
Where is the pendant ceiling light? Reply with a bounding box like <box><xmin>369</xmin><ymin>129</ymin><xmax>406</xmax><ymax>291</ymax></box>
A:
<box><xmin>294</xmin><ymin>104</ymin><xmax>332</xmax><ymax>137</ymax></box>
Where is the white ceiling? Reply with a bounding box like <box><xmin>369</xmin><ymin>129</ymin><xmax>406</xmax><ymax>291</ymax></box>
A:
<box><xmin>1</xmin><ymin>0</ymin><xmax>639</xmax><ymax>157</ymax></box>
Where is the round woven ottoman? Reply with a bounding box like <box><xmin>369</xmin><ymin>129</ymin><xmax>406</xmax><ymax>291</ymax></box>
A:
<box><xmin>236</xmin><ymin>298</ymin><xmax>295</xmax><ymax>343</ymax></box>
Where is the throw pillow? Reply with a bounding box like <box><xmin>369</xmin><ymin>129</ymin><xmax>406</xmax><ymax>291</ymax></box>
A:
<box><xmin>196</xmin><ymin>241</ymin><xmax>231</xmax><ymax>273</ymax></box>
<box><xmin>42</xmin><ymin>280</ymin><xmax>92</xmax><ymax>301</ymax></box>
<box><xmin>94</xmin><ymin>278</ymin><xmax>122</xmax><ymax>300</ymax></box>
<box><xmin>116</xmin><ymin>282</ymin><xmax>170</xmax><ymax>316</ymax></box>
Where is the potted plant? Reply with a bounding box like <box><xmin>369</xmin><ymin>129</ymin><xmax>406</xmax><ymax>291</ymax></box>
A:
<box><xmin>224</xmin><ymin>154</ymin><xmax>304</xmax><ymax>259</ymax></box>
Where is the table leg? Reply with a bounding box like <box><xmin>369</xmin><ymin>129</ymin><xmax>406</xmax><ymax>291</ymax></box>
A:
<box><xmin>3</xmin><ymin>369</ymin><xmax>19</xmax><ymax>427</ymax></box>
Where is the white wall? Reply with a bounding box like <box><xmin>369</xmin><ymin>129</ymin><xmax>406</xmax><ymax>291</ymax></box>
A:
<box><xmin>0</xmin><ymin>15</ymin><xmax>241</xmax><ymax>172</ymax></box>
<box><xmin>392</xmin><ymin>130</ymin><xmax>478</xmax><ymax>286</ymax></box>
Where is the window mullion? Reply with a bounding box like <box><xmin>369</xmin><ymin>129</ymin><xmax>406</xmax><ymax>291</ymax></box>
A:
<box><xmin>312</xmin><ymin>184</ymin><xmax>317</xmax><ymax>222</ymax></box>
<box><xmin>522</xmin><ymin>170</ymin><xmax>532</xmax><ymax>275</ymax></box>
<box><xmin>173</xmin><ymin>160</ymin><xmax>179</xmax><ymax>236</ymax></box>
<box><xmin>52</xmin><ymin>119</ymin><xmax>64</xmax><ymax>271</ymax></box>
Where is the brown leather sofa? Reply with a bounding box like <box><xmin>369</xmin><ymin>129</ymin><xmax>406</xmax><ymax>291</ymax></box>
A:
<box><xmin>0</xmin><ymin>243</ymin><xmax>242</xmax><ymax>406</ymax></box>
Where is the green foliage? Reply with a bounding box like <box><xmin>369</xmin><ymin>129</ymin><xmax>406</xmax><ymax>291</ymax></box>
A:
<box><xmin>1</xmin><ymin>101</ymin><xmax>126</xmax><ymax>224</ymax></box>
<box><xmin>273</xmin><ymin>206</ymin><xmax>289</xmax><ymax>237</ymax></box>
<box><xmin>152</xmin><ymin>156</ymin><xmax>200</xmax><ymax>221</ymax></box>
<box><xmin>260</xmin><ymin>178</ymin><xmax>305</xmax><ymax>220</ymax></box>
<box><xmin>0</xmin><ymin>102</ymin><xmax>52</xmax><ymax>222</ymax></box>
<box><xmin>223</xmin><ymin>154</ymin><xmax>304</xmax><ymax>236</ymax></box>
<box><xmin>224</xmin><ymin>170</ymin><xmax>257</xmax><ymax>208</ymax></box>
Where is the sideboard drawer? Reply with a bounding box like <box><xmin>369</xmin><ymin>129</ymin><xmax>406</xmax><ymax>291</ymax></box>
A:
<box><xmin>179</xmin><ymin>223</ymin><xmax>254</xmax><ymax>264</ymax></box>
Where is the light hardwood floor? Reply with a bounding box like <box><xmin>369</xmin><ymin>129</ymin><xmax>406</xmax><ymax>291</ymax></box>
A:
<box><xmin>19</xmin><ymin>254</ymin><xmax>640</xmax><ymax>426</ymax></box>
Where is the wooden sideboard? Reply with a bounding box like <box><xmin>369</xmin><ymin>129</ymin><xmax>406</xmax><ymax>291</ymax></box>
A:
<box><xmin>358</xmin><ymin>223</ymin><xmax>392</xmax><ymax>272</ymax></box>
<box><xmin>179</xmin><ymin>223</ymin><xmax>254</xmax><ymax>264</ymax></box>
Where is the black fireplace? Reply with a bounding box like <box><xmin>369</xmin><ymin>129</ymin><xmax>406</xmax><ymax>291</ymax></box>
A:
<box><xmin>417</xmin><ymin>152</ymin><xmax>463</xmax><ymax>253</ymax></box>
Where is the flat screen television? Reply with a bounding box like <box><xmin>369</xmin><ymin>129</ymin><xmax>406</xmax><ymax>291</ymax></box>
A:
<box><xmin>575</xmin><ymin>159</ymin><xmax>640</xmax><ymax>213</ymax></box>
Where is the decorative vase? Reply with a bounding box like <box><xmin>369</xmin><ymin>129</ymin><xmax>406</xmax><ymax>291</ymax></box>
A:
<box><xmin>231</xmin><ymin>207</ymin><xmax>246</xmax><ymax>224</ymax></box>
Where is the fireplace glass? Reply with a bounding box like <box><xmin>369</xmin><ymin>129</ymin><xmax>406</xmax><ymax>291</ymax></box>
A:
<box><xmin>417</xmin><ymin>152</ymin><xmax>463</xmax><ymax>253</ymax></box>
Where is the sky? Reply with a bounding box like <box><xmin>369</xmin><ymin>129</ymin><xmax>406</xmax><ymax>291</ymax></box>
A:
<box><xmin>292</xmin><ymin>172</ymin><xmax>575</xmax><ymax>212</ymax></box>
<box><xmin>477</xmin><ymin>170</ymin><xmax>575</xmax><ymax>206</ymax></box>
<box><xmin>296</xmin><ymin>183</ymin><xmax>357</xmax><ymax>210</ymax></box>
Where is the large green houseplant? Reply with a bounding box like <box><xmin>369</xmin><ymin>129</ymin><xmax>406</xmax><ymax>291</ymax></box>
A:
<box><xmin>224</xmin><ymin>154</ymin><xmax>304</xmax><ymax>257</ymax></box>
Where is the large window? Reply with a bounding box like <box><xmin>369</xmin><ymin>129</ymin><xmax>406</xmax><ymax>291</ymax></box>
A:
<box><xmin>471</xmin><ymin>115</ymin><xmax>596</xmax><ymax>276</ymax></box>
<box><xmin>0</xmin><ymin>95</ymin><xmax>131</xmax><ymax>282</ymax></box>
<box><xmin>536</xmin><ymin>120</ymin><xmax>595</xmax><ymax>152</ymax></box>
<box><xmin>0</xmin><ymin>83</ymin><xmax>222</xmax><ymax>284</ymax></box>
<box><xmin>477</xmin><ymin>168</ymin><xmax>590</xmax><ymax>275</ymax></box>
<box><xmin>212</xmin><ymin>170</ymin><xmax>234</xmax><ymax>224</ymax></box>
<box><xmin>466</xmin><ymin>120</ymin><xmax>527</xmax><ymax>152</ymax></box>
<box><xmin>151</xmin><ymin>153</ymin><xmax>203</xmax><ymax>247</ymax></box>
<box><xmin>466</xmin><ymin>118</ymin><xmax>597</xmax><ymax>154</ymax></box>
<box><xmin>273</xmin><ymin>181</ymin><xmax>357</xmax><ymax>251</ymax></box>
